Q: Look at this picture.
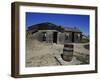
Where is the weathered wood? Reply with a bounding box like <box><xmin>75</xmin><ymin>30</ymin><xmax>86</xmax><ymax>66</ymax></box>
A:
<box><xmin>62</xmin><ymin>44</ymin><xmax>74</xmax><ymax>62</ymax></box>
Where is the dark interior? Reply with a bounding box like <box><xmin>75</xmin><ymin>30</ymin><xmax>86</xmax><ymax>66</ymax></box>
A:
<box><xmin>72</xmin><ymin>32</ymin><xmax>74</xmax><ymax>42</ymax></box>
<box><xmin>53</xmin><ymin>32</ymin><xmax>58</xmax><ymax>43</ymax></box>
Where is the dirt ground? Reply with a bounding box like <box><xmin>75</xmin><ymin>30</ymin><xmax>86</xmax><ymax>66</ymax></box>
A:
<box><xmin>26</xmin><ymin>38</ymin><xmax>89</xmax><ymax>67</ymax></box>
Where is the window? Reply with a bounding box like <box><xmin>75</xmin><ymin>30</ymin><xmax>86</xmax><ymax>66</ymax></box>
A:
<box><xmin>65</xmin><ymin>33</ymin><xmax>69</xmax><ymax>40</ymax></box>
<box><xmin>76</xmin><ymin>34</ymin><xmax>80</xmax><ymax>39</ymax></box>
<box><xmin>42</xmin><ymin>32</ymin><xmax>46</xmax><ymax>41</ymax></box>
<box><xmin>78</xmin><ymin>34</ymin><xmax>80</xmax><ymax>37</ymax></box>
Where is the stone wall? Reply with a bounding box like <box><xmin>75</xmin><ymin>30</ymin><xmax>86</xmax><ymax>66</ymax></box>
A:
<box><xmin>26</xmin><ymin>30</ymin><xmax>82</xmax><ymax>44</ymax></box>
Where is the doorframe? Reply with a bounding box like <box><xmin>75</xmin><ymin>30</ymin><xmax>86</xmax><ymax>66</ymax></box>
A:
<box><xmin>53</xmin><ymin>32</ymin><xmax>58</xmax><ymax>43</ymax></box>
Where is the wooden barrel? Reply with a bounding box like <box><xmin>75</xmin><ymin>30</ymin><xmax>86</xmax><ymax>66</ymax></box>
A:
<box><xmin>62</xmin><ymin>44</ymin><xmax>73</xmax><ymax>62</ymax></box>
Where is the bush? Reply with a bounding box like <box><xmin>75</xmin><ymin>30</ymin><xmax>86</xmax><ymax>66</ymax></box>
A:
<box><xmin>81</xmin><ymin>38</ymin><xmax>89</xmax><ymax>43</ymax></box>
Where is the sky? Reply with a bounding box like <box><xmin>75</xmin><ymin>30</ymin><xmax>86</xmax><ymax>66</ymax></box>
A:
<box><xmin>26</xmin><ymin>12</ymin><xmax>89</xmax><ymax>35</ymax></box>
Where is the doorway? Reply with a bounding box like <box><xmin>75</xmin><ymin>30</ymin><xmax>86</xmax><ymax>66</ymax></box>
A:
<box><xmin>72</xmin><ymin>32</ymin><xmax>74</xmax><ymax>42</ymax></box>
<box><xmin>53</xmin><ymin>32</ymin><xmax>58</xmax><ymax>43</ymax></box>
